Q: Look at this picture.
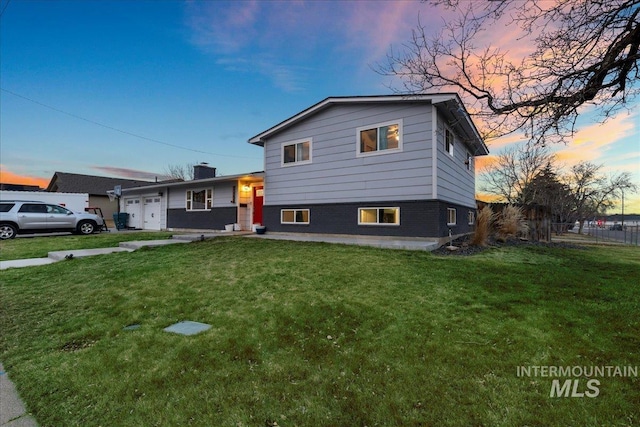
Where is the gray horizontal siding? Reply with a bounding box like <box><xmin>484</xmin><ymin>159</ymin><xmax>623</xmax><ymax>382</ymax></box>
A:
<box><xmin>435</xmin><ymin>118</ymin><xmax>477</xmax><ymax>207</ymax></box>
<box><xmin>263</xmin><ymin>103</ymin><xmax>434</xmax><ymax>205</ymax></box>
<box><xmin>167</xmin><ymin>181</ymin><xmax>236</xmax><ymax>209</ymax></box>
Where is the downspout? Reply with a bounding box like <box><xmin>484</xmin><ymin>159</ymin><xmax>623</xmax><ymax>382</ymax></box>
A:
<box><xmin>431</xmin><ymin>106</ymin><xmax>438</xmax><ymax>200</ymax></box>
<box><xmin>165</xmin><ymin>187</ymin><xmax>169</xmax><ymax>230</ymax></box>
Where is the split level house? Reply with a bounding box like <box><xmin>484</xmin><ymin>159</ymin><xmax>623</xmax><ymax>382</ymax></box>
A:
<box><xmin>120</xmin><ymin>94</ymin><xmax>488</xmax><ymax>239</ymax></box>
<box><xmin>249</xmin><ymin>94</ymin><xmax>488</xmax><ymax>239</ymax></box>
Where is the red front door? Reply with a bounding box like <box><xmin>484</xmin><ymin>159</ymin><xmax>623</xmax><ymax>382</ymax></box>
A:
<box><xmin>252</xmin><ymin>185</ymin><xmax>264</xmax><ymax>225</ymax></box>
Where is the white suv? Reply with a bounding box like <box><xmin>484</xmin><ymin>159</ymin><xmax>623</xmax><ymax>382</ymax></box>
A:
<box><xmin>0</xmin><ymin>201</ymin><xmax>104</xmax><ymax>240</ymax></box>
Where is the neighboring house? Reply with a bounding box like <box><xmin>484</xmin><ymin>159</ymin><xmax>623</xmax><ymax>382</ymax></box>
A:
<box><xmin>46</xmin><ymin>172</ymin><xmax>154</xmax><ymax>220</ymax></box>
<box><xmin>0</xmin><ymin>183</ymin><xmax>42</xmax><ymax>191</ymax></box>
<box><xmin>118</xmin><ymin>165</ymin><xmax>264</xmax><ymax>231</ymax></box>
<box><xmin>248</xmin><ymin>94</ymin><xmax>489</xmax><ymax>239</ymax></box>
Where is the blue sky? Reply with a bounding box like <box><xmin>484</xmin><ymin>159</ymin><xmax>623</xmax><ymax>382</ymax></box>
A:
<box><xmin>1</xmin><ymin>0</ymin><xmax>639</xmax><ymax>210</ymax></box>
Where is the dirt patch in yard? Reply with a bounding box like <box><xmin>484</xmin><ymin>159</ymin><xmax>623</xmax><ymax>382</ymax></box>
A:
<box><xmin>432</xmin><ymin>235</ymin><xmax>587</xmax><ymax>256</ymax></box>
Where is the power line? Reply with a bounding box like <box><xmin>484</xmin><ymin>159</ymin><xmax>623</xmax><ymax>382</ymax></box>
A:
<box><xmin>1</xmin><ymin>88</ymin><xmax>260</xmax><ymax>159</ymax></box>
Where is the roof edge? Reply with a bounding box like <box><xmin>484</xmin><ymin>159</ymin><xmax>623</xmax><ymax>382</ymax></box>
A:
<box><xmin>248</xmin><ymin>94</ymin><xmax>461</xmax><ymax>146</ymax></box>
<box><xmin>119</xmin><ymin>171</ymin><xmax>265</xmax><ymax>193</ymax></box>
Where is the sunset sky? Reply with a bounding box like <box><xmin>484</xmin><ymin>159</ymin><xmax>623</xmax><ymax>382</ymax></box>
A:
<box><xmin>1</xmin><ymin>0</ymin><xmax>638</xmax><ymax>212</ymax></box>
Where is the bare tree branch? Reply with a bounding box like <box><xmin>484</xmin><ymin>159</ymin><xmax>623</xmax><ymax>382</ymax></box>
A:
<box><xmin>480</xmin><ymin>143</ymin><xmax>555</xmax><ymax>203</ymax></box>
<box><xmin>379</xmin><ymin>0</ymin><xmax>640</xmax><ymax>145</ymax></box>
<box><xmin>163</xmin><ymin>163</ymin><xmax>195</xmax><ymax>181</ymax></box>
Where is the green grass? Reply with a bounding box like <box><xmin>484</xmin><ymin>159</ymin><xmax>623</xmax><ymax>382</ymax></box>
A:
<box><xmin>1</xmin><ymin>237</ymin><xmax>639</xmax><ymax>426</ymax></box>
<box><xmin>0</xmin><ymin>231</ymin><xmax>173</xmax><ymax>261</ymax></box>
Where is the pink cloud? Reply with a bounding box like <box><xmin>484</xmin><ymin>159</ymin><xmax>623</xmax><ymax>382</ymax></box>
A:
<box><xmin>91</xmin><ymin>166</ymin><xmax>170</xmax><ymax>181</ymax></box>
<box><xmin>342</xmin><ymin>1</ymin><xmax>421</xmax><ymax>62</ymax></box>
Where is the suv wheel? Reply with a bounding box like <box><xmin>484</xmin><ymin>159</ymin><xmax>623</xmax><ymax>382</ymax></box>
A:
<box><xmin>77</xmin><ymin>220</ymin><xmax>96</xmax><ymax>235</ymax></box>
<box><xmin>0</xmin><ymin>223</ymin><xmax>17</xmax><ymax>240</ymax></box>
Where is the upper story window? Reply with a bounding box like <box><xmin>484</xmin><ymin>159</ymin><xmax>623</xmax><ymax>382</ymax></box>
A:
<box><xmin>357</xmin><ymin>119</ymin><xmax>403</xmax><ymax>156</ymax></box>
<box><xmin>282</xmin><ymin>138</ymin><xmax>312</xmax><ymax>166</ymax></box>
<box><xmin>186</xmin><ymin>189</ymin><xmax>213</xmax><ymax>211</ymax></box>
<box><xmin>445</xmin><ymin>128</ymin><xmax>454</xmax><ymax>156</ymax></box>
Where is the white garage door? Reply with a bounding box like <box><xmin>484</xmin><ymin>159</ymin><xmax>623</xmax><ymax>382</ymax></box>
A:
<box><xmin>124</xmin><ymin>198</ymin><xmax>142</xmax><ymax>229</ymax></box>
<box><xmin>143</xmin><ymin>197</ymin><xmax>161</xmax><ymax>230</ymax></box>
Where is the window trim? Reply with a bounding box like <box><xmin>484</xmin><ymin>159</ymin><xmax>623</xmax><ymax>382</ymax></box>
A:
<box><xmin>281</xmin><ymin>138</ymin><xmax>312</xmax><ymax>167</ymax></box>
<box><xmin>445</xmin><ymin>127</ymin><xmax>454</xmax><ymax>157</ymax></box>
<box><xmin>447</xmin><ymin>208</ymin><xmax>457</xmax><ymax>225</ymax></box>
<box><xmin>468</xmin><ymin>210</ymin><xmax>475</xmax><ymax>225</ymax></box>
<box><xmin>358</xmin><ymin>207</ymin><xmax>400</xmax><ymax>226</ymax></box>
<box><xmin>186</xmin><ymin>188</ymin><xmax>213</xmax><ymax>211</ymax></box>
<box><xmin>281</xmin><ymin>209</ymin><xmax>310</xmax><ymax>225</ymax></box>
<box><xmin>356</xmin><ymin>119</ymin><xmax>403</xmax><ymax>157</ymax></box>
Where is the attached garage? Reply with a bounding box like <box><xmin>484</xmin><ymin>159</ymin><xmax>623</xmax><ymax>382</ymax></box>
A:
<box><xmin>122</xmin><ymin>195</ymin><xmax>164</xmax><ymax>230</ymax></box>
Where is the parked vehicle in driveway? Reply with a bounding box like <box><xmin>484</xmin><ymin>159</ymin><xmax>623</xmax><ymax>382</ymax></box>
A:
<box><xmin>0</xmin><ymin>200</ymin><xmax>104</xmax><ymax>239</ymax></box>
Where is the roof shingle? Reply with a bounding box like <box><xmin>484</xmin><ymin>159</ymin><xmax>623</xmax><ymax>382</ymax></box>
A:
<box><xmin>46</xmin><ymin>172</ymin><xmax>155</xmax><ymax>195</ymax></box>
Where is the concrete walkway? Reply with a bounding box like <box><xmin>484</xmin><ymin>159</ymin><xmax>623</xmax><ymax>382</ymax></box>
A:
<box><xmin>248</xmin><ymin>232</ymin><xmax>440</xmax><ymax>251</ymax></box>
<box><xmin>0</xmin><ymin>363</ymin><xmax>38</xmax><ymax>427</ymax></box>
<box><xmin>0</xmin><ymin>239</ymin><xmax>192</xmax><ymax>270</ymax></box>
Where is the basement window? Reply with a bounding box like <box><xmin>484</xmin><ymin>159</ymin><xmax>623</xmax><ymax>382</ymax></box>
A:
<box><xmin>358</xmin><ymin>207</ymin><xmax>400</xmax><ymax>225</ymax></box>
<box><xmin>281</xmin><ymin>209</ymin><xmax>310</xmax><ymax>224</ymax></box>
<box><xmin>447</xmin><ymin>208</ymin><xmax>457</xmax><ymax>225</ymax></box>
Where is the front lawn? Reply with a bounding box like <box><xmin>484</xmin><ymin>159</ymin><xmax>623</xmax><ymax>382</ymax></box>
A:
<box><xmin>1</xmin><ymin>237</ymin><xmax>638</xmax><ymax>426</ymax></box>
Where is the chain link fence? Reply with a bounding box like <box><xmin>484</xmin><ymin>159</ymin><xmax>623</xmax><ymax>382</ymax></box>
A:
<box><xmin>550</xmin><ymin>223</ymin><xmax>640</xmax><ymax>246</ymax></box>
<box><xmin>583</xmin><ymin>224</ymin><xmax>640</xmax><ymax>246</ymax></box>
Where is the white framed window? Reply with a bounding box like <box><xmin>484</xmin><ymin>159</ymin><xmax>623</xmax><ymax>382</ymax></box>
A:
<box><xmin>468</xmin><ymin>211</ymin><xmax>475</xmax><ymax>225</ymax></box>
<box><xmin>445</xmin><ymin>128</ymin><xmax>454</xmax><ymax>156</ymax></box>
<box><xmin>358</xmin><ymin>207</ymin><xmax>400</xmax><ymax>225</ymax></box>
<box><xmin>281</xmin><ymin>209</ymin><xmax>310</xmax><ymax>224</ymax></box>
<box><xmin>282</xmin><ymin>138</ymin><xmax>312</xmax><ymax>166</ymax></box>
<box><xmin>356</xmin><ymin>119</ymin><xmax>403</xmax><ymax>156</ymax></box>
<box><xmin>186</xmin><ymin>189</ymin><xmax>213</xmax><ymax>211</ymax></box>
<box><xmin>447</xmin><ymin>208</ymin><xmax>457</xmax><ymax>225</ymax></box>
